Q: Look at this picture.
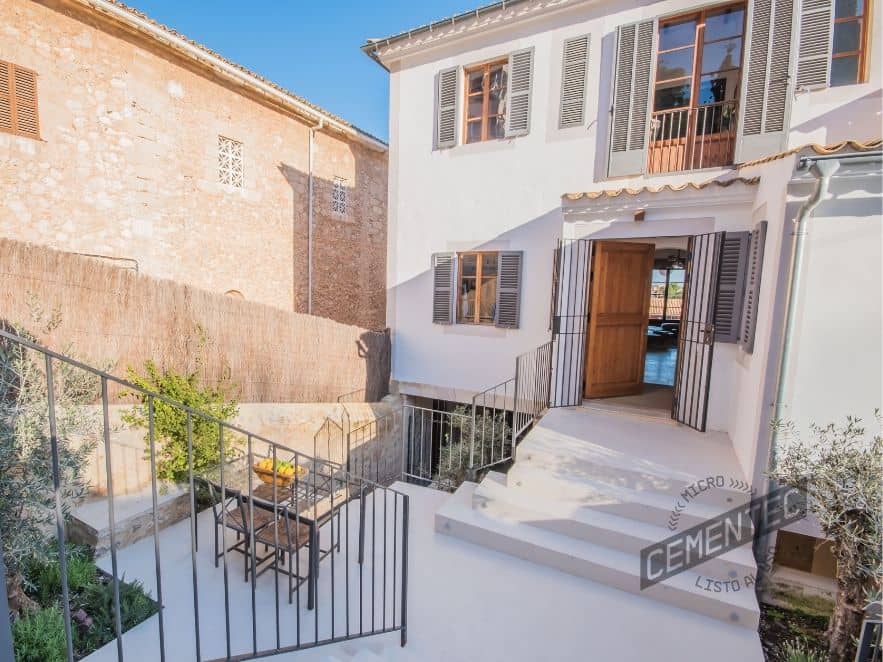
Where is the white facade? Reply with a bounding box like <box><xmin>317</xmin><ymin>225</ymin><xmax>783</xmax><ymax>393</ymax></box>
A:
<box><xmin>371</xmin><ymin>0</ymin><xmax>882</xmax><ymax>485</ymax></box>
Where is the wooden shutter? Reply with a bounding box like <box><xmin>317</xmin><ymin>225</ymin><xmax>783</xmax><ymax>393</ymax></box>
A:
<box><xmin>607</xmin><ymin>20</ymin><xmax>655</xmax><ymax>177</ymax></box>
<box><xmin>559</xmin><ymin>35</ymin><xmax>590</xmax><ymax>128</ymax></box>
<box><xmin>432</xmin><ymin>253</ymin><xmax>455</xmax><ymax>324</ymax></box>
<box><xmin>714</xmin><ymin>232</ymin><xmax>750</xmax><ymax>343</ymax></box>
<box><xmin>495</xmin><ymin>251</ymin><xmax>523</xmax><ymax>328</ymax></box>
<box><xmin>0</xmin><ymin>61</ymin><xmax>39</xmax><ymax>139</ymax></box>
<box><xmin>735</xmin><ymin>0</ymin><xmax>796</xmax><ymax>163</ymax></box>
<box><xmin>435</xmin><ymin>67</ymin><xmax>459</xmax><ymax>149</ymax></box>
<box><xmin>505</xmin><ymin>48</ymin><xmax>534</xmax><ymax>138</ymax></box>
<box><xmin>796</xmin><ymin>0</ymin><xmax>833</xmax><ymax>89</ymax></box>
<box><xmin>739</xmin><ymin>222</ymin><xmax>767</xmax><ymax>352</ymax></box>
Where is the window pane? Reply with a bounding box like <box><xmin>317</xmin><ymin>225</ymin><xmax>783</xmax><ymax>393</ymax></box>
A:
<box><xmin>468</xmin><ymin>70</ymin><xmax>484</xmax><ymax>94</ymax></box>
<box><xmin>489</xmin><ymin>65</ymin><xmax>507</xmax><ymax>91</ymax></box>
<box><xmin>489</xmin><ymin>115</ymin><xmax>506</xmax><ymax>139</ymax></box>
<box><xmin>833</xmin><ymin>20</ymin><xmax>861</xmax><ymax>53</ymax></box>
<box><xmin>479</xmin><ymin>278</ymin><xmax>497</xmax><ymax>322</ymax></box>
<box><xmin>459</xmin><ymin>279</ymin><xmax>476</xmax><ymax>322</ymax></box>
<box><xmin>467</xmin><ymin>95</ymin><xmax>483</xmax><ymax>119</ymax></box>
<box><xmin>654</xmin><ymin>81</ymin><xmax>691</xmax><ymax>110</ymax></box>
<box><xmin>830</xmin><ymin>55</ymin><xmax>859</xmax><ymax>86</ymax></box>
<box><xmin>669</xmin><ymin>268</ymin><xmax>686</xmax><ymax>284</ymax></box>
<box><xmin>659</xmin><ymin>17</ymin><xmax>697</xmax><ymax>51</ymax></box>
<box><xmin>656</xmin><ymin>48</ymin><xmax>695</xmax><ymax>81</ymax></box>
<box><xmin>488</xmin><ymin>86</ymin><xmax>506</xmax><ymax>116</ymax></box>
<box><xmin>705</xmin><ymin>7</ymin><xmax>745</xmax><ymax>41</ymax></box>
<box><xmin>652</xmin><ymin>269</ymin><xmax>668</xmax><ymax>283</ymax></box>
<box><xmin>466</xmin><ymin>120</ymin><xmax>482</xmax><ymax>143</ymax></box>
<box><xmin>701</xmin><ymin>37</ymin><xmax>743</xmax><ymax>73</ymax></box>
<box><xmin>461</xmin><ymin>253</ymin><xmax>477</xmax><ymax>277</ymax></box>
<box><xmin>835</xmin><ymin>0</ymin><xmax>863</xmax><ymax>18</ymax></box>
<box><xmin>481</xmin><ymin>253</ymin><xmax>498</xmax><ymax>276</ymax></box>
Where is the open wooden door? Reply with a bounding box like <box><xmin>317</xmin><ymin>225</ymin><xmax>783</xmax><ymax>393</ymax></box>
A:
<box><xmin>583</xmin><ymin>241</ymin><xmax>655</xmax><ymax>398</ymax></box>
<box><xmin>672</xmin><ymin>231</ymin><xmax>725</xmax><ymax>431</ymax></box>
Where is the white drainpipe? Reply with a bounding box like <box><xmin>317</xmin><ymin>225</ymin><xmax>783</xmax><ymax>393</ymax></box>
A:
<box><xmin>308</xmin><ymin>120</ymin><xmax>325</xmax><ymax>314</ymax></box>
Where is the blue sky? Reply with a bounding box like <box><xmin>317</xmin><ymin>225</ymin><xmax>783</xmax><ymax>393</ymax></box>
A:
<box><xmin>125</xmin><ymin>1</ymin><xmax>474</xmax><ymax>141</ymax></box>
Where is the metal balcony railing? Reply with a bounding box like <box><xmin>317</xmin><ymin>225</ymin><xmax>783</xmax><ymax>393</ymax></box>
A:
<box><xmin>647</xmin><ymin>100</ymin><xmax>738</xmax><ymax>174</ymax></box>
<box><xmin>0</xmin><ymin>328</ymin><xmax>409</xmax><ymax>662</ymax></box>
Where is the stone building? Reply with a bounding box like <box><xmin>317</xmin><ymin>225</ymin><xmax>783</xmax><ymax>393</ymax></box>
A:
<box><xmin>0</xmin><ymin>0</ymin><xmax>388</xmax><ymax>329</ymax></box>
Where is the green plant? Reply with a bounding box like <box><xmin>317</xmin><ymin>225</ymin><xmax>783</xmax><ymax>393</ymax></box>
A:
<box><xmin>78</xmin><ymin>575</ymin><xmax>157</xmax><ymax>644</ymax></box>
<box><xmin>122</xmin><ymin>359</ymin><xmax>240</xmax><ymax>483</ymax></box>
<box><xmin>769</xmin><ymin>413</ymin><xmax>882</xmax><ymax>661</ymax></box>
<box><xmin>778</xmin><ymin>637</ymin><xmax>826</xmax><ymax>662</ymax></box>
<box><xmin>23</xmin><ymin>544</ymin><xmax>96</xmax><ymax>608</ymax></box>
<box><xmin>434</xmin><ymin>405</ymin><xmax>511</xmax><ymax>491</ymax></box>
<box><xmin>12</xmin><ymin>605</ymin><xmax>67</xmax><ymax>662</ymax></box>
<box><xmin>0</xmin><ymin>317</ymin><xmax>99</xmax><ymax>615</ymax></box>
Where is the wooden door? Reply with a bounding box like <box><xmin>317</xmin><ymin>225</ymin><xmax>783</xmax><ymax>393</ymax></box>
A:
<box><xmin>583</xmin><ymin>241</ymin><xmax>655</xmax><ymax>398</ymax></box>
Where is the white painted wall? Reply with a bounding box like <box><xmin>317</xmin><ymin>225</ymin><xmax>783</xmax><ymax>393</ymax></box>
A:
<box><xmin>381</xmin><ymin>0</ymin><xmax>882</xmax><ymax>434</ymax></box>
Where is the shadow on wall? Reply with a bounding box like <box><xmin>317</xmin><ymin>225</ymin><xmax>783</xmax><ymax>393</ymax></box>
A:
<box><xmin>791</xmin><ymin>89</ymin><xmax>883</xmax><ymax>145</ymax></box>
<box><xmin>277</xmin><ymin>141</ymin><xmax>387</xmax><ymax>332</ymax></box>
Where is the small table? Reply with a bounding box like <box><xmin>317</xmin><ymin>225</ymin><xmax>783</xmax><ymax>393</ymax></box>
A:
<box><xmin>202</xmin><ymin>456</ymin><xmax>354</xmax><ymax>609</ymax></box>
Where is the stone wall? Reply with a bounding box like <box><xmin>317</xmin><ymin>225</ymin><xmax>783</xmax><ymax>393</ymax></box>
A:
<box><xmin>84</xmin><ymin>398</ymin><xmax>403</xmax><ymax>496</ymax></box>
<box><xmin>0</xmin><ymin>0</ymin><xmax>387</xmax><ymax>329</ymax></box>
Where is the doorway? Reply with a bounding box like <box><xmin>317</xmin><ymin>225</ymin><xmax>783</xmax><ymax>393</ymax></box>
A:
<box><xmin>582</xmin><ymin>238</ymin><xmax>690</xmax><ymax>416</ymax></box>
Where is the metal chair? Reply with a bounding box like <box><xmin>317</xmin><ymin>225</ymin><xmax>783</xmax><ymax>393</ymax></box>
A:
<box><xmin>253</xmin><ymin>505</ymin><xmax>316</xmax><ymax>606</ymax></box>
<box><xmin>197</xmin><ymin>477</ymin><xmax>276</xmax><ymax>581</ymax></box>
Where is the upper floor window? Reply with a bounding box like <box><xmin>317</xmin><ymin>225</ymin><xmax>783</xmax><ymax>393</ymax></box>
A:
<box><xmin>218</xmin><ymin>135</ymin><xmax>243</xmax><ymax>188</ymax></box>
<box><xmin>649</xmin><ymin>3</ymin><xmax>745</xmax><ymax>173</ymax></box>
<box><xmin>331</xmin><ymin>177</ymin><xmax>347</xmax><ymax>215</ymax></box>
<box><xmin>464</xmin><ymin>60</ymin><xmax>508</xmax><ymax>144</ymax></box>
<box><xmin>831</xmin><ymin>0</ymin><xmax>869</xmax><ymax>86</ymax></box>
<box><xmin>0</xmin><ymin>60</ymin><xmax>40</xmax><ymax>140</ymax></box>
<box><xmin>457</xmin><ymin>252</ymin><xmax>498</xmax><ymax>324</ymax></box>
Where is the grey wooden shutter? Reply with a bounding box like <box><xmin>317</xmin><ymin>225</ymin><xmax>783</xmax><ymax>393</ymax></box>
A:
<box><xmin>607</xmin><ymin>20</ymin><xmax>655</xmax><ymax>177</ymax></box>
<box><xmin>505</xmin><ymin>48</ymin><xmax>534</xmax><ymax>138</ymax></box>
<box><xmin>559</xmin><ymin>35</ymin><xmax>591</xmax><ymax>128</ymax></box>
<box><xmin>435</xmin><ymin>67</ymin><xmax>459</xmax><ymax>149</ymax></box>
<box><xmin>495</xmin><ymin>251</ymin><xmax>523</xmax><ymax>328</ymax></box>
<box><xmin>740</xmin><ymin>222</ymin><xmax>767</xmax><ymax>352</ymax></box>
<box><xmin>714</xmin><ymin>232</ymin><xmax>750</xmax><ymax>343</ymax></box>
<box><xmin>796</xmin><ymin>0</ymin><xmax>833</xmax><ymax>89</ymax></box>
<box><xmin>735</xmin><ymin>0</ymin><xmax>796</xmax><ymax>163</ymax></box>
<box><xmin>432</xmin><ymin>252</ymin><xmax>455</xmax><ymax>324</ymax></box>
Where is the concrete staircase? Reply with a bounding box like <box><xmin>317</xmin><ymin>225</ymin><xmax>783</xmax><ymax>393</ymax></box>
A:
<box><xmin>435</xmin><ymin>407</ymin><xmax>761</xmax><ymax>629</ymax></box>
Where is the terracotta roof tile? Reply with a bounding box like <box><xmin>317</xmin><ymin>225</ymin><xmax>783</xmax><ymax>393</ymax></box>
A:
<box><xmin>738</xmin><ymin>138</ymin><xmax>882</xmax><ymax>167</ymax></box>
<box><xmin>562</xmin><ymin>176</ymin><xmax>760</xmax><ymax>201</ymax></box>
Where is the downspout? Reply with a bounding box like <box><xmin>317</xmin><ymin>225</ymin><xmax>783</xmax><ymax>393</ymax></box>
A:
<box><xmin>768</xmin><ymin>157</ymin><xmax>840</xmax><ymax>470</ymax></box>
<box><xmin>308</xmin><ymin>119</ymin><xmax>325</xmax><ymax>315</ymax></box>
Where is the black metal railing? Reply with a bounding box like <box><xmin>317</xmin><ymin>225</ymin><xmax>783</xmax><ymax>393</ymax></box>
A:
<box><xmin>401</xmin><ymin>340</ymin><xmax>554</xmax><ymax>491</ymax></box>
<box><xmin>648</xmin><ymin>100</ymin><xmax>738</xmax><ymax>173</ymax></box>
<box><xmin>0</xmin><ymin>328</ymin><xmax>409</xmax><ymax>662</ymax></box>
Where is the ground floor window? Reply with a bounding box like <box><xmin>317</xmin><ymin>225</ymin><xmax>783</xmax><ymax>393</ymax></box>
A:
<box><xmin>457</xmin><ymin>251</ymin><xmax>498</xmax><ymax>324</ymax></box>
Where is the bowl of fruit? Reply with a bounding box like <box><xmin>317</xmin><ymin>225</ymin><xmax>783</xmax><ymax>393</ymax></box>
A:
<box><xmin>253</xmin><ymin>458</ymin><xmax>307</xmax><ymax>487</ymax></box>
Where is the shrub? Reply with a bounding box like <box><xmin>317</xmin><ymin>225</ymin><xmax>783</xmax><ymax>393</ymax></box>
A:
<box><xmin>123</xmin><ymin>359</ymin><xmax>240</xmax><ymax>483</ymax></box>
<box><xmin>23</xmin><ymin>544</ymin><xmax>96</xmax><ymax>608</ymax></box>
<box><xmin>435</xmin><ymin>405</ymin><xmax>511</xmax><ymax>491</ymax></box>
<box><xmin>769</xmin><ymin>414</ymin><xmax>882</xmax><ymax>662</ymax></box>
<box><xmin>76</xmin><ymin>575</ymin><xmax>157</xmax><ymax>652</ymax></box>
<box><xmin>12</xmin><ymin>606</ymin><xmax>67</xmax><ymax>662</ymax></box>
<box><xmin>0</xmin><ymin>317</ymin><xmax>99</xmax><ymax>614</ymax></box>
<box><xmin>778</xmin><ymin>637</ymin><xmax>826</xmax><ymax>662</ymax></box>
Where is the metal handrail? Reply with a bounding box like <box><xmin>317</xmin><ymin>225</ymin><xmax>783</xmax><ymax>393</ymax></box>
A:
<box><xmin>0</xmin><ymin>328</ymin><xmax>410</xmax><ymax>660</ymax></box>
<box><xmin>648</xmin><ymin>99</ymin><xmax>738</xmax><ymax>173</ymax></box>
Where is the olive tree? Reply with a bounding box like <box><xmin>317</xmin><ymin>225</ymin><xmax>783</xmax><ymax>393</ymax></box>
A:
<box><xmin>769</xmin><ymin>414</ymin><xmax>882</xmax><ymax>662</ymax></box>
<box><xmin>0</xmin><ymin>323</ymin><xmax>99</xmax><ymax>615</ymax></box>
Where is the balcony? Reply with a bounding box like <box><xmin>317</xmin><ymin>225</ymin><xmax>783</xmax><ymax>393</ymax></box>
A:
<box><xmin>647</xmin><ymin>100</ymin><xmax>738</xmax><ymax>174</ymax></box>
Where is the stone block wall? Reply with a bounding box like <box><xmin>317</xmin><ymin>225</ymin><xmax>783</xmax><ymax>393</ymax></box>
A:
<box><xmin>0</xmin><ymin>0</ymin><xmax>387</xmax><ymax>329</ymax></box>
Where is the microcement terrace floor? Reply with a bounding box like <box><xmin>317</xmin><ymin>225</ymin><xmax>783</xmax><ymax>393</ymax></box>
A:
<box><xmin>86</xmin><ymin>482</ymin><xmax>763</xmax><ymax>661</ymax></box>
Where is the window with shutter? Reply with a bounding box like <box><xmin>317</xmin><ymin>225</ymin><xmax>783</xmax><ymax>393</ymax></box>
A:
<box><xmin>495</xmin><ymin>251</ymin><xmax>523</xmax><ymax>329</ymax></box>
<box><xmin>829</xmin><ymin>0</ymin><xmax>869</xmax><ymax>86</ymax></box>
<box><xmin>734</xmin><ymin>0</ymin><xmax>795</xmax><ymax>163</ymax></box>
<box><xmin>505</xmin><ymin>49</ymin><xmax>534</xmax><ymax>138</ymax></box>
<box><xmin>0</xmin><ymin>60</ymin><xmax>39</xmax><ymax>139</ymax></box>
<box><xmin>714</xmin><ymin>231</ymin><xmax>750</xmax><ymax>343</ymax></box>
<box><xmin>432</xmin><ymin>253</ymin><xmax>455</xmax><ymax>324</ymax></box>
<box><xmin>739</xmin><ymin>221</ymin><xmax>767</xmax><ymax>352</ymax></box>
<box><xmin>796</xmin><ymin>0</ymin><xmax>834</xmax><ymax>89</ymax></box>
<box><xmin>608</xmin><ymin>20</ymin><xmax>655</xmax><ymax>177</ymax></box>
<box><xmin>559</xmin><ymin>35</ymin><xmax>590</xmax><ymax>128</ymax></box>
<box><xmin>435</xmin><ymin>67</ymin><xmax>459</xmax><ymax>149</ymax></box>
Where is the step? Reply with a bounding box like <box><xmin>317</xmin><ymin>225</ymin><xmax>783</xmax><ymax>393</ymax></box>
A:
<box><xmin>68</xmin><ymin>484</ymin><xmax>190</xmax><ymax>556</ymax></box>
<box><xmin>436</xmin><ymin>483</ymin><xmax>760</xmax><ymax>629</ymax></box>
<box><xmin>509</xmin><ymin>443</ymin><xmax>753</xmax><ymax>510</ymax></box>
<box><xmin>473</xmin><ymin>477</ymin><xmax>757</xmax><ymax>581</ymax></box>
<box><xmin>504</xmin><ymin>466</ymin><xmax>754</xmax><ymax>534</ymax></box>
